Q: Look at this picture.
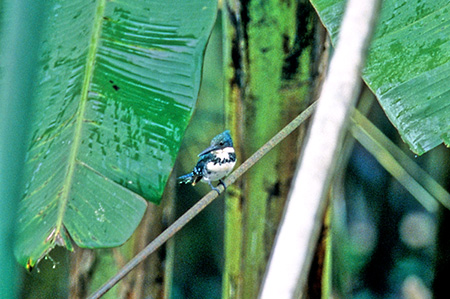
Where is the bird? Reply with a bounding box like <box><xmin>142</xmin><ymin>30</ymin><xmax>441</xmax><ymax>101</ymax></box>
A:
<box><xmin>178</xmin><ymin>130</ymin><xmax>236</xmax><ymax>194</ymax></box>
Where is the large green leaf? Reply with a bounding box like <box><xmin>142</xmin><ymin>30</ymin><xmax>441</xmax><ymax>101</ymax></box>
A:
<box><xmin>310</xmin><ymin>0</ymin><xmax>450</xmax><ymax>154</ymax></box>
<box><xmin>14</xmin><ymin>0</ymin><xmax>217</xmax><ymax>269</ymax></box>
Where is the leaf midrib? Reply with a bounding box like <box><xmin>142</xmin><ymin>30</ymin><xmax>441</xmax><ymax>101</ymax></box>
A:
<box><xmin>55</xmin><ymin>0</ymin><xmax>107</xmax><ymax>237</ymax></box>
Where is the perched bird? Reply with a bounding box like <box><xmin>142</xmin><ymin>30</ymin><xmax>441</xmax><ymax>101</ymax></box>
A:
<box><xmin>178</xmin><ymin>130</ymin><xmax>236</xmax><ymax>194</ymax></box>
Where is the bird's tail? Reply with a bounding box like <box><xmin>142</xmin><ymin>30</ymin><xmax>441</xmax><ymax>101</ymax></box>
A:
<box><xmin>177</xmin><ymin>172</ymin><xmax>195</xmax><ymax>185</ymax></box>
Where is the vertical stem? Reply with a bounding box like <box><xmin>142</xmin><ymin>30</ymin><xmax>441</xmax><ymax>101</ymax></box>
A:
<box><xmin>260</xmin><ymin>0</ymin><xmax>382</xmax><ymax>297</ymax></box>
<box><xmin>222</xmin><ymin>0</ymin><xmax>316</xmax><ymax>297</ymax></box>
<box><xmin>222</xmin><ymin>1</ymin><xmax>246</xmax><ymax>297</ymax></box>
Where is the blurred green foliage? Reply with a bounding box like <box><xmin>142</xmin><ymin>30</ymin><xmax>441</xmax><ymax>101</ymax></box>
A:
<box><xmin>0</xmin><ymin>1</ymin><xmax>47</xmax><ymax>297</ymax></box>
<box><xmin>12</xmin><ymin>1</ymin><xmax>450</xmax><ymax>298</ymax></box>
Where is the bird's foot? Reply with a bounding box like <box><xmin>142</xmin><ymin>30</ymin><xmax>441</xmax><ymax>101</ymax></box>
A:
<box><xmin>218</xmin><ymin>179</ymin><xmax>227</xmax><ymax>190</ymax></box>
<box><xmin>208</xmin><ymin>181</ymin><xmax>222</xmax><ymax>195</ymax></box>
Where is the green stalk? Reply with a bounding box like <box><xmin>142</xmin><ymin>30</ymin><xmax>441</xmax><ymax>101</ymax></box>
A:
<box><xmin>222</xmin><ymin>1</ymin><xmax>316</xmax><ymax>297</ymax></box>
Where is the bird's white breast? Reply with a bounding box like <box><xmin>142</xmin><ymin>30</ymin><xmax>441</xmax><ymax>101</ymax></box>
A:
<box><xmin>202</xmin><ymin>147</ymin><xmax>236</xmax><ymax>182</ymax></box>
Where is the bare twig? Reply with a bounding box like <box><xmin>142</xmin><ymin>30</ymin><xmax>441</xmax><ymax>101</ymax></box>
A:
<box><xmin>87</xmin><ymin>102</ymin><xmax>317</xmax><ymax>299</ymax></box>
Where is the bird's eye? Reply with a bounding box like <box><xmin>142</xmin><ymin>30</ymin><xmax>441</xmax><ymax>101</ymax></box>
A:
<box><xmin>219</xmin><ymin>142</ymin><xmax>224</xmax><ymax>146</ymax></box>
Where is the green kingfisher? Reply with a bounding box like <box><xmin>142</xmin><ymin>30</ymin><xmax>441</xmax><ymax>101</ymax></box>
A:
<box><xmin>178</xmin><ymin>130</ymin><xmax>236</xmax><ymax>194</ymax></box>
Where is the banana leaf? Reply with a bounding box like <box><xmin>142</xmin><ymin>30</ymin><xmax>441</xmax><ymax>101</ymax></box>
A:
<box><xmin>13</xmin><ymin>0</ymin><xmax>217</xmax><ymax>270</ymax></box>
<box><xmin>311</xmin><ymin>0</ymin><xmax>450</xmax><ymax>154</ymax></box>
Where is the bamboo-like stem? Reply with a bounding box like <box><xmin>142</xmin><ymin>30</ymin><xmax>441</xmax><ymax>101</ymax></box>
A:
<box><xmin>259</xmin><ymin>0</ymin><xmax>382</xmax><ymax>297</ymax></box>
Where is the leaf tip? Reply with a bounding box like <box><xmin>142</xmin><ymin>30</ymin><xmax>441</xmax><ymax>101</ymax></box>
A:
<box><xmin>26</xmin><ymin>259</ymin><xmax>35</xmax><ymax>272</ymax></box>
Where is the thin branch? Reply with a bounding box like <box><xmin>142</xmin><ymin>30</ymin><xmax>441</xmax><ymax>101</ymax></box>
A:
<box><xmin>351</xmin><ymin>109</ymin><xmax>450</xmax><ymax>211</ymax></box>
<box><xmin>87</xmin><ymin>101</ymin><xmax>317</xmax><ymax>299</ymax></box>
<box><xmin>259</xmin><ymin>0</ymin><xmax>382</xmax><ymax>298</ymax></box>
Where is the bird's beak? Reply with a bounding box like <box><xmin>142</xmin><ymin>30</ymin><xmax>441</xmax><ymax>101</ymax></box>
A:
<box><xmin>198</xmin><ymin>145</ymin><xmax>221</xmax><ymax>156</ymax></box>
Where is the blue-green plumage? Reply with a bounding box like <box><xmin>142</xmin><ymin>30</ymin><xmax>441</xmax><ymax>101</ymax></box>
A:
<box><xmin>178</xmin><ymin>130</ymin><xmax>236</xmax><ymax>194</ymax></box>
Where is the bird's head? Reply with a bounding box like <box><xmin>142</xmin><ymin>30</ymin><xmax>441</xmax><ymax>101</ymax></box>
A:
<box><xmin>198</xmin><ymin>130</ymin><xmax>234</xmax><ymax>156</ymax></box>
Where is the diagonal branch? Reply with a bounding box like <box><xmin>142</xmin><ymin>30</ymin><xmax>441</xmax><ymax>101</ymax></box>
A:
<box><xmin>87</xmin><ymin>101</ymin><xmax>318</xmax><ymax>299</ymax></box>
